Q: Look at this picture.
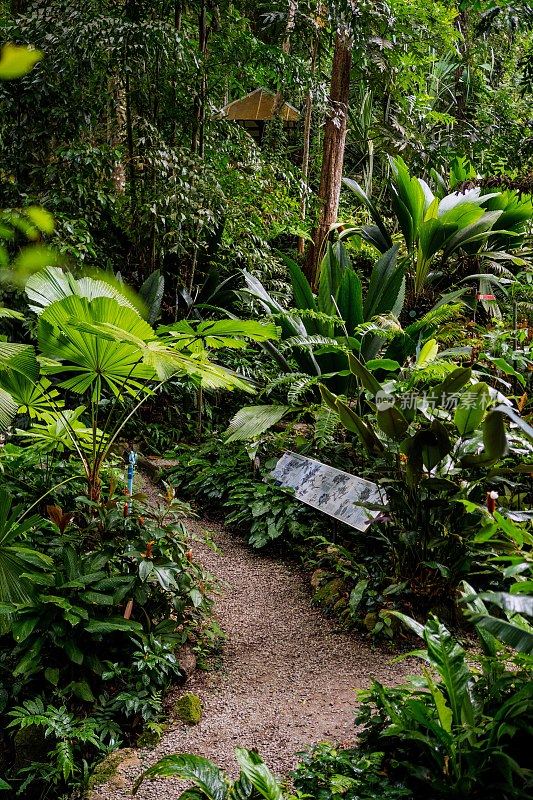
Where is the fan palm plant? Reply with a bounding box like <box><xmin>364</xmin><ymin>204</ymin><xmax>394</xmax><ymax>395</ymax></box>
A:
<box><xmin>0</xmin><ymin>267</ymin><xmax>277</xmax><ymax>500</ymax></box>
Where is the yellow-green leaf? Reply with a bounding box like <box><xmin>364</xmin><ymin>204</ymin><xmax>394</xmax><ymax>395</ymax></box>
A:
<box><xmin>0</xmin><ymin>44</ymin><xmax>42</xmax><ymax>79</ymax></box>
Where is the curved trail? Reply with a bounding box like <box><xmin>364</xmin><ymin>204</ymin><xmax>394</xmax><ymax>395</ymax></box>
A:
<box><xmin>95</xmin><ymin>511</ymin><xmax>413</xmax><ymax>799</ymax></box>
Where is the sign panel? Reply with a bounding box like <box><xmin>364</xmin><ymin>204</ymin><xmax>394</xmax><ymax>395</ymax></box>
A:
<box><xmin>270</xmin><ymin>451</ymin><xmax>386</xmax><ymax>531</ymax></box>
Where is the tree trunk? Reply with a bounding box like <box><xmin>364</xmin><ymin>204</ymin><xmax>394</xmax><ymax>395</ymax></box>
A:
<box><xmin>270</xmin><ymin>0</ymin><xmax>298</xmax><ymax>119</ymax></box>
<box><xmin>108</xmin><ymin>76</ymin><xmax>127</xmax><ymax>193</ymax></box>
<box><xmin>305</xmin><ymin>31</ymin><xmax>352</xmax><ymax>287</ymax></box>
<box><xmin>298</xmin><ymin>29</ymin><xmax>318</xmax><ymax>254</ymax></box>
<box><xmin>192</xmin><ymin>0</ymin><xmax>208</xmax><ymax>156</ymax></box>
<box><xmin>124</xmin><ymin>72</ymin><xmax>136</xmax><ymax>208</ymax></box>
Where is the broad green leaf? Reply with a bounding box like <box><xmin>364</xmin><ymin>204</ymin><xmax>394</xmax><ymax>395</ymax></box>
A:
<box><xmin>365</xmin><ymin>359</ymin><xmax>401</xmax><ymax>372</ymax></box>
<box><xmin>135</xmin><ymin>754</ymin><xmax>227</xmax><ymax>800</ymax></box>
<box><xmin>489</xmin><ymin>357</ymin><xmax>526</xmax><ymax>387</ymax></box>
<box><xmin>335</xmin><ymin>399</ymin><xmax>384</xmax><ymax>454</ymax></box>
<box><xmin>347</xmin><ymin>353</ymin><xmax>381</xmax><ymax>395</ymax></box>
<box><xmin>342</xmin><ymin>178</ymin><xmax>392</xmax><ymax>250</ymax></box>
<box><xmin>225</xmin><ymin>405</ymin><xmax>292</xmax><ymax>442</ymax></box>
<box><xmin>454</xmin><ymin>383</ymin><xmax>490</xmax><ymax>435</ymax></box>
<box><xmin>349</xmin><ymin>580</ymin><xmax>368</xmax><ymax>613</ymax></box>
<box><xmin>416</xmin><ymin>339</ymin><xmax>438</xmax><ymax>368</ymax></box>
<box><xmin>70</xmin><ymin>680</ymin><xmax>95</xmax><ymax>702</ymax></box>
<box><xmin>476</xmin><ymin>616</ymin><xmax>533</xmax><ymax>654</ymax></box>
<box><xmin>336</xmin><ymin>268</ymin><xmax>363</xmax><ymax>332</ymax></box>
<box><xmin>235</xmin><ymin>748</ymin><xmax>283</xmax><ymax>800</ymax></box>
<box><xmin>376</xmin><ymin>404</ymin><xmax>409</xmax><ymax>440</ymax></box>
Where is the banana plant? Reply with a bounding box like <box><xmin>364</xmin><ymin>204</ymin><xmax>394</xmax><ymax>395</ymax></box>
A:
<box><xmin>343</xmin><ymin>156</ymin><xmax>532</xmax><ymax>299</ymax></box>
<box><xmin>133</xmin><ymin>747</ymin><xmax>286</xmax><ymax>800</ymax></box>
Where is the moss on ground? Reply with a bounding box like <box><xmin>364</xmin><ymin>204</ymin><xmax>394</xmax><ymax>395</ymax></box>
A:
<box><xmin>173</xmin><ymin>692</ymin><xmax>203</xmax><ymax>724</ymax></box>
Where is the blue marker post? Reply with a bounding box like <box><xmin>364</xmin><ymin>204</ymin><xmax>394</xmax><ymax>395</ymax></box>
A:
<box><xmin>127</xmin><ymin>448</ymin><xmax>137</xmax><ymax>515</ymax></box>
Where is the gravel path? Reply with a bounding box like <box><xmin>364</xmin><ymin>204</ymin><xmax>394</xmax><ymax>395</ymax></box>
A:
<box><xmin>92</xmin><ymin>487</ymin><xmax>414</xmax><ymax>798</ymax></box>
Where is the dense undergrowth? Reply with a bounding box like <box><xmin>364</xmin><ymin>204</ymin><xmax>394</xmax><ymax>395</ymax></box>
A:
<box><xmin>0</xmin><ymin>2</ymin><xmax>532</xmax><ymax>798</ymax></box>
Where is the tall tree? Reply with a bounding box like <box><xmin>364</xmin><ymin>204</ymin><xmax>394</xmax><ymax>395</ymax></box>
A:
<box><xmin>305</xmin><ymin>15</ymin><xmax>353</xmax><ymax>286</ymax></box>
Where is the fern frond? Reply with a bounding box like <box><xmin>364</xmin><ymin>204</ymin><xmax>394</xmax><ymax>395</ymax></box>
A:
<box><xmin>55</xmin><ymin>740</ymin><xmax>75</xmax><ymax>781</ymax></box>
<box><xmin>225</xmin><ymin>404</ymin><xmax>292</xmax><ymax>442</ymax></box>
<box><xmin>353</xmin><ymin>314</ymin><xmax>403</xmax><ymax>340</ymax></box>
<box><xmin>278</xmin><ymin>335</ymin><xmax>346</xmax><ymax>351</ymax></box>
<box><xmin>313</xmin><ymin>406</ymin><xmax>339</xmax><ymax>447</ymax></box>
<box><xmin>287</xmin><ymin>374</ymin><xmax>322</xmax><ymax>404</ymax></box>
<box><xmin>408</xmin><ymin>303</ymin><xmax>464</xmax><ymax>335</ymax></box>
<box><xmin>436</xmin><ymin>323</ymin><xmax>469</xmax><ymax>345</ymax></box>
<box><xmin>411</xmin><ymin>360</ymin><xmax>458</xmax><ymax>382</ymax></box>
<box><xmin>284</xmin><ymin>308</ymin><xmax>342</xmax><ymax>326</ymax></box>
<box><xmin>264</xmin><ymin>372</ymin><xmax>311</xmax><ymax>396</ymax></box>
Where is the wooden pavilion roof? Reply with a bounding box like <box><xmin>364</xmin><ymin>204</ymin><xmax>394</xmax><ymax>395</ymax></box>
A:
<box><xmin>218</xmin><ymin>88</ymin><xmax>300</xmax><ymax>122</ymax></box>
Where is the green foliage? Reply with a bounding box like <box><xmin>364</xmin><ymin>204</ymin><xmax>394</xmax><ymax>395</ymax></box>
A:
<box><xmin>166</xmin><ymin>438</ymin><xmax>319</xmax><ymax>549</ymax></box>
<box><xmin>343</xmin><ymin>157</ymin><xmax>532</xmax><ymax>300</ymax></box>
<box><xmin>135</xmin><ymin>747</ymin><xmax>285</xmax><ymax>800</ymax></box>
<box><xmin>356</xmin><ymin>610</ymin><xmax>533</xmax><ymax>798</ymax></box>
<box><xmin>293</xmin><ymin>744</ymin><xmax>410</xmax><ymax>800</ymax></box>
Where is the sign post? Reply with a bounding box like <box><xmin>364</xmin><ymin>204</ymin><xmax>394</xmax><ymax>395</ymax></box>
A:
<box><xmin>271</xmin><ymin>451</ymin><xmax>386</xmax><ymax>531</ymax></box>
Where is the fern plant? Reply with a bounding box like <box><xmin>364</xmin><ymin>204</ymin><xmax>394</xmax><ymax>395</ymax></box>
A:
<box><xmin>6</xmin><ymin>698</ymin><xmax>112</xmax><ymax>790</ymax></box>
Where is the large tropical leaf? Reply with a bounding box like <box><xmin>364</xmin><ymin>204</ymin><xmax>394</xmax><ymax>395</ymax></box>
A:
<box><xmin>225</xmin><ymin>405</ymin><xmax>292</xmax><ymax>442</ymax></box>
<box><xmin>282</xmin><ymin>255</ymin><xmax>318</xmax><ymax>334</ymax></box>
<box><xmin>454</xmin><ymin>383</ymin><xmax>490</xmax><ymax>435</ymax></box>
<box><xmin>234</xmin><ymin>749</ymin><xmax>283</xmax><ymax>800</ymax></box>
<box><xmin>161</xmin><ymin>319</ymin><xmax>278</xmax><ymax>351</ymax></box>
<box><xmin>71</xmin><ymin>318</ymin><xmax>254</xmax><ymax>392</ymax></box>
<box><xmin>16</xmin><ymin>406</ymin><xmax>102</xmax><ymax>454</ymax></box>
<box><xmin>342</xmin><ymin>177</ymin><xmax>393</xmax><ymax>251</ymax></box>
<box><xmin>393</xmin><ymin>613</ymin><xmax>473</xmax><ymax>725</ymax></box>
<box><xmin>363</xmin><ymin>245</ymin><xmax>403</xmax><ymax>321</ymax></box>
<box><xmin>0</xmin><ymin>343</ymin><xmax>39</xmax><ymax>430</ymax></box>
<box><xmin>25</xmin><ymin>266</ymin><xmax>139</xmax><ymax>315</ymax></box>
<box><xmin>336</xmin><ymin>268</ymin><xmax>363</xmax><ymax>333</ymax></box>
<box><xmin>139</xmin><ymin>270</ymin><xmax>164</xmax><ymax>325</ymax></box>
<box><xmin>133</xmin><ymin>754</ymin><xmax>227</xmax><ymax>800</ymax></box>
<box><xmin>389</xmin><ymin>156</ymin><xmax>426</xmax><ymax>250</ymax></box>
<box><xmin>38</xmin><ymin>295</ymin><xmax>156</xmax><ymax>397</ymax></box>
<box><xmin>475</xmin><ymin>616</ymin><xmax>533</xmax><ymax>654</ymax></box>
<box><xmin>0</xmin><ymin>488</ymin><xmax>53</xmax><ymax>609</ymax></box>
<box><xmin>477</xmin><ymin>592</ymin><xmax>533</xmax><ymax>617</ymax></box>
<box><xmin>0</xmin><ymin>374</ymin><xmax>62</xmax><ymax>421</ymax></box>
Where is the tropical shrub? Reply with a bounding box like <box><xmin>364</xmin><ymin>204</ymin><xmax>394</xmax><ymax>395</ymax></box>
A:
<box><xmin>356</xmin><ymin>606</ymin><xmax>533</xmax><ymax>799</ymax></box>
<box><xmin>0</xmin><ymin>482</ymin><xmax>212</xmax><ymax>795</ymax></box>
<box><xmin>343</xmin><ymin>156</ymin><xmax>532</xmax><ymax>305</ymax></box>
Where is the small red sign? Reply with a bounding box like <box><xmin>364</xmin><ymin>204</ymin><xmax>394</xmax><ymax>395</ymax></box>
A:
<box><xmin>476</xmin><ymin>293</ymin><xmax>496</xmax><ymax>301</ymax></box>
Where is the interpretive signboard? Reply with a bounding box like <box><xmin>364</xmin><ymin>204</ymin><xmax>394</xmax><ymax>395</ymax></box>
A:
<box><xmin>270</xmin><ymin>451</ymin><xmax>386</xmax><ymax>531</ymax></box>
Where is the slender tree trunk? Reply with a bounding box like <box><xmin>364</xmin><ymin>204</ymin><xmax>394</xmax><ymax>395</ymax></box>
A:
<box><xmin>109</xmin><ymin>76</ymin><xmax>127</xmax><ymax>193</ymax></box>
<box><xmin>174</xmin><ymin>0</ymin><xmax>183</xmax><ymax>31</ymax></box>
<box><xmin>192</xmin><ymin>0</ymin><xmax>208</xmax><ymax>156</ymax></box>
<box><xmin>306</xmin><ymin>30</ymin><xmax>352</xmax><ymax>287</ymax></box>
<box><xmin>271</xmin><ymin>0</ymin><xmax>298</xmax><ymax>114</ymax></box>
<box><xmin>124</xmin><ymin>72</ymin><xmax>137</xmax><ymax>208</ymax></box>
<box><xmin>298</xmin><ymin>30</ymin><xmax>318</xmax><ymax>254</ymax></box>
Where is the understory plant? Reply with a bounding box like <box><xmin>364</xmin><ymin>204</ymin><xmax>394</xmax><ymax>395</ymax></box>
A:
<box><xmin>356</xmin><ymin>601</ymin><xmax>533</xmax><ymax>799</ymax></box>
<box><xmin>343</xmin><ymin>156</ymin><xmax>532</xmax><ymax>304</ymax></box>
<box><xmin>134</xmin><ymin>747</ymin><xmax>288</xmax><ymax>800</ymax></box>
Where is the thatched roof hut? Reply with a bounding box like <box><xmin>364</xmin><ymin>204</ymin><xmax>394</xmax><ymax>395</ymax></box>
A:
<box><xmin>217</xmin><ymin>88</ymin><xmax>300</xmax><ymax>143</ymax></box>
